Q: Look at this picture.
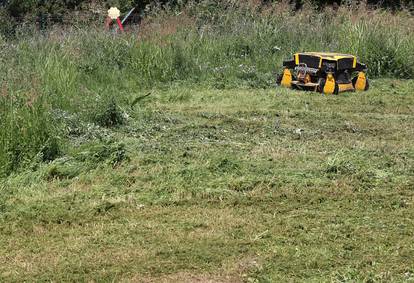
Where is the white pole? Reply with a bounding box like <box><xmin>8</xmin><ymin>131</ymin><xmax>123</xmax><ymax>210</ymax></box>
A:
<box><xmin>122</xmin><ymin>7</ymin><xmax>136</xmax><ymax>25</ymax></box>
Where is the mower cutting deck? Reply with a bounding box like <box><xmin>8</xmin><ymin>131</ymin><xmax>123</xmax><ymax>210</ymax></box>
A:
<box><xmin>277</xmin><ymin>52</ymin><xmax>369</xmax><ymax>95</ymax></box>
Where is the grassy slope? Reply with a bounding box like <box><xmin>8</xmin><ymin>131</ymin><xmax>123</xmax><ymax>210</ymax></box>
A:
<box><xmin>2</xmin><ymin>3</ymin><xmax>414</xmax><ymax>174</ymax></box>
<box><xmin>1</xmin><ymin>79</ymin><xmax>413</xmax><ymax>282</ymax></box>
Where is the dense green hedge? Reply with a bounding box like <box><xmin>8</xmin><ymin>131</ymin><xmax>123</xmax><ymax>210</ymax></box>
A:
<box><xmin>1</xmin><ymin>0</ymin><xmax>412</xmax><ymax>24</ymax></box>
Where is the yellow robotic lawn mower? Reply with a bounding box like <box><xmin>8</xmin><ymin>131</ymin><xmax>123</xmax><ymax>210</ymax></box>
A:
<box><xmin>277</xmin><ymin>52</ymin><xmax>369</xmax><ymax>94</ymax></box>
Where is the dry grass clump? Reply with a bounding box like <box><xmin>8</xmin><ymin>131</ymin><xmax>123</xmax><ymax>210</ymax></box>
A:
<box><xmin>138</xmin><ymin>11</ymin><xmax>196</xmax><ymax>44</ymax></box>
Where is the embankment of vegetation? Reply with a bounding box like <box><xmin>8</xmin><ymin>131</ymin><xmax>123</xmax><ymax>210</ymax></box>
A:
<box><xmin>1</xmin><ymin>1</ymin><xmax>413</xmax><ymax>175</ymax></box>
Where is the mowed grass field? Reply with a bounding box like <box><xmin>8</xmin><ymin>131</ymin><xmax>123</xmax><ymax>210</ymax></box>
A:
<box><xmin>1</xmin><ymin>79</ymin><xmax>413</xmax><ymax>282</ymax></box>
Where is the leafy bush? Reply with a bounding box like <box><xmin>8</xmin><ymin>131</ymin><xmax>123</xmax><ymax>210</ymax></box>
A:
<box><xmin>0</xmin><ymin>1</ymin><xmax>412</xmax><ymax>37</ymax></box>
<box><xmin>93</xmin><ymin>97</ymin><xmax>125</xmax><ymax>128</ymax></box>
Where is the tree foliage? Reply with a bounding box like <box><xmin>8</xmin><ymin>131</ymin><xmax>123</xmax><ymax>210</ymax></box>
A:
<box><xmin>0</xmin><ymin>0</ymin><xmax>412</xmax><ymax>35</ymax></box>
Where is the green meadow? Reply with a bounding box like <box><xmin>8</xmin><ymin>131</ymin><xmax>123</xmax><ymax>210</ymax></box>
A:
<box><xmin>1</xmin><ymin>2</ymin><xmax>413</xmax><ymax>281</ymax></box>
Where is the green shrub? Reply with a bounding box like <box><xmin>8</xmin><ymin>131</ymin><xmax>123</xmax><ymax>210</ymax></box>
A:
<box><xmin>93</xmin><ymin>97</ymin><xmax>125</xmax><ymax>128</ymax></box>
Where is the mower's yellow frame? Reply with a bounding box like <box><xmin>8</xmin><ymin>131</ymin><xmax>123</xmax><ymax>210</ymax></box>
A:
<box><xmin>278</xmin><ymin>52</ymin><xmax>369</xmax><ymax>95</ymax></box>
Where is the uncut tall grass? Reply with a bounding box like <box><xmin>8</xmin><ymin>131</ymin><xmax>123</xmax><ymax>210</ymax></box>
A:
<box><xmin>1</xmin><ymin>1</ymin><xmax>413</xmax><ymax>175</ymax></box>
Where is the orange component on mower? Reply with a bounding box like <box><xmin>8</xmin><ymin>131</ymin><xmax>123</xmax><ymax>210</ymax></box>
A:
<box><xmin>355</xmin><ymin>72</ymin><xmax>368</xmax><ymax>91</ymax></box>
<box><xmin>281</xmin><ymin>68</ymin><xmax>293</xmax><ymax>88</ymax></box>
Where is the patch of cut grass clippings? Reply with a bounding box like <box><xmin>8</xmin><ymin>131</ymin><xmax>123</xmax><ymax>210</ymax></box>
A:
<box><xmin>1</xmin><ymin>79</ymin><xmax>413</xmax><ymax>281</ymax></box>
